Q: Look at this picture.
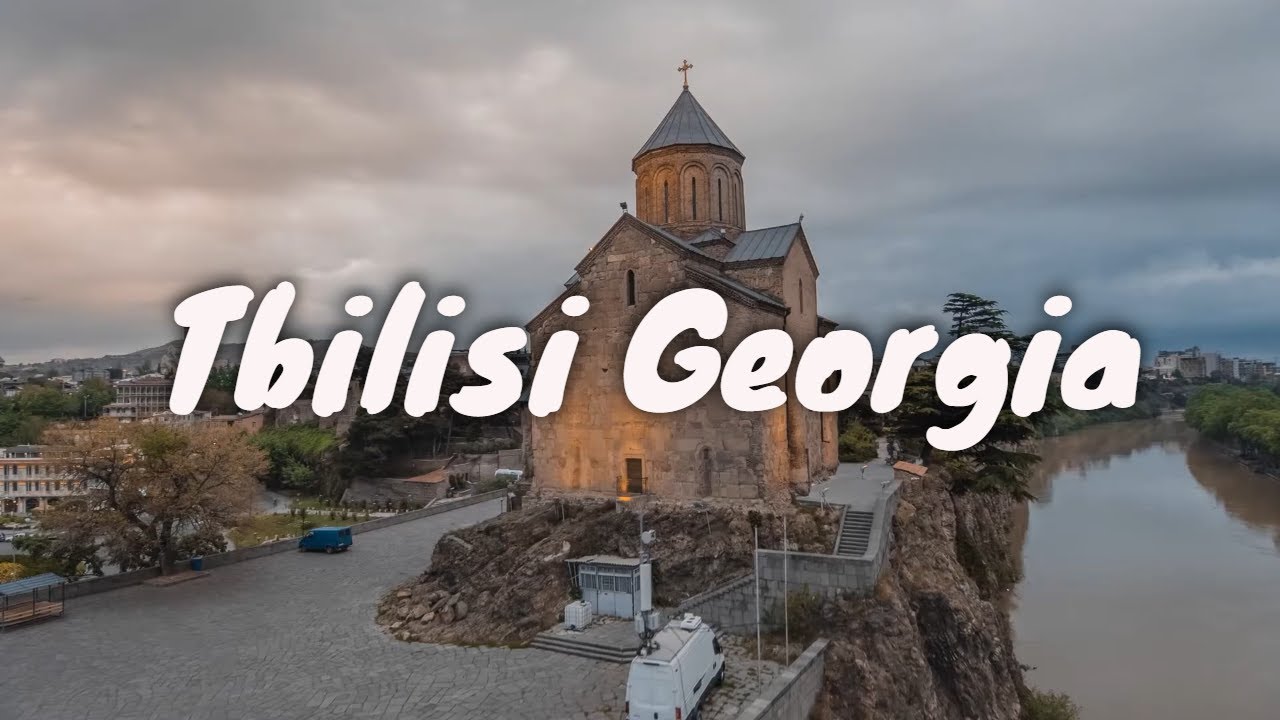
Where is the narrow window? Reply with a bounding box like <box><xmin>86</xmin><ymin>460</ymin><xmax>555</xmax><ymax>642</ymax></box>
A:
<box><xmin>717</xmin><ymin>178</ymin><xmax>723</xmax><ymax>221</ymax></box>
<box><xmin>663</xmin><ymin>181</ymin><xmax>669</xmax><ymax>223</ymax></box>
<box><xmin>692</xmin><ymin>178</ymin><xmax>698</xmax><ymax>219</ymax></box>
<box><xmin>626</xmin><ymin>270</ymin><xmax>636</xmax><ymax>306</ymax></box>
<box><xmin>798</xmin><ymin>278</ymin><xmax>804</xmax><ymax>313</ymax></box>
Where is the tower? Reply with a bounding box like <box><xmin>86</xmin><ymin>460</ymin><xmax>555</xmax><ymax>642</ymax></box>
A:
<box><xmin>632</xmin><ymin>64</ymin><xmax>745</xmax><ymax>239</ymax></box>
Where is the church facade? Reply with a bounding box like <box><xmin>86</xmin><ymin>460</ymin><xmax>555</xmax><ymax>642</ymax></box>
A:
<box><xmin>524</xmin><ymin>80</ymin><xmax>839</xmax><ymax>502</ymax></box>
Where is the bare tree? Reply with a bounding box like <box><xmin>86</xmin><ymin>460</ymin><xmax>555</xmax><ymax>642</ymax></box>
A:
<box><xmin>43</xmin><ymin>420</ymin><xmax>267</xmax><ymax>574</ymax></box>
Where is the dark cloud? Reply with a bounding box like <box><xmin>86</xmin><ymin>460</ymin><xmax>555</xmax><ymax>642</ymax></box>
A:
<box><xmin>0</xmin><ymin>0</ymin><xmax>1277</xmax><ymax>363</ymax></box>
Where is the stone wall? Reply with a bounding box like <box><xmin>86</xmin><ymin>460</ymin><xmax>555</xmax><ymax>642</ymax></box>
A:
<box><xmin>62</xmin><ymin>491</ymin><xmax>507</xmax><ymax>600</ymax></box>
<box><xmin>735</xmin><ymin>639</ymin><xmax>830</xmax><ymax>720</ymax></box>
<box><xmin>526</xmin><ymin>220</ymin><xmax>791</xmax><ymax>500</ymax></box>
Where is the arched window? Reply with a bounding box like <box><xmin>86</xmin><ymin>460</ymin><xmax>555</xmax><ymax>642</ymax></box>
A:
<box><xmin>663</xmin><ymin>181</ymin><xmax>670</xmax><ymax>223</ymax></box>
<box><xmin>699</xmin><ymin>446</ymin><xmax>713</xmax><ymax>497</ymax></box>
<box><xmin>692</xmin><ymin>178</ymin><xmax>698</xmax><ymax>219</ymax></box>
<box><xmin>717</xmin><ymin>178</ymin><xmax>724</xmax><ymax>221</ymax></box>
<box><xmin>626</xmin><ymin>270</ymin><xmax>636</xmax><ymax>306</ymax></box>
<box><xmin>798</xmin><ymin>278</ymin><xmax>804</xmax><ymax>314</ymax></box>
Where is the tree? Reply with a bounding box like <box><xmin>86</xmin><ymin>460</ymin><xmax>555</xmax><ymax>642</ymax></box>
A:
<box><xmin>252</xmin><ymin>425</ymin><xmax>340</xmax><ymax>496</ymax></box>
<box><xmin>75</xmin><ymin>378</ymin><xmax>115</xmax><ymax>417</ymax></box>
<box><xmin>838</xmin><ymin>421</ymin><xmax>878</xmax><ymax>462</ymax></box>
<box><xmin>16</xmin><ymin>384</ymin><xmax>72</xmax><ymax>417</ymax></box>
<box><xmin>942</xmin><ymin>292</ymin><xmax>1029</xmax><ymax>355</ymax></box>
<box><xmin>943</xmin><ymin>292</ymin><xmax>1010</xmax><ymax>338</ymax></box>
<box><xmin>41</xmin><ymin>420</ymin><xmax>267</xmax><ymax>574</ymax></box>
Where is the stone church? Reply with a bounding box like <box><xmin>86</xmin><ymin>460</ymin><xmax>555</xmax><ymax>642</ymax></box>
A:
<box><xmin>524</xmin><ymin>77</ymin><xmax>839</xmax><ymax>502</ymax></box>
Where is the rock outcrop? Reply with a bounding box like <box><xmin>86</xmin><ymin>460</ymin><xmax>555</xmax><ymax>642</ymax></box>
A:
<box><xmin>376</xmin><ymin>498</ymin><xmax>839</xmax><ymax>646</ymax></box>
<box><xmin>814</xmin><ymin>472</ymin><xmax>1025</xmax><ymax>720</ymax></box>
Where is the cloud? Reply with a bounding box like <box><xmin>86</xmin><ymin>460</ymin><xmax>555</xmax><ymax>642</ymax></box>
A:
<box><xmin>0</xmin><ymin>0</ymin><xmax>1278</xmax><ymax>364</ymax></box>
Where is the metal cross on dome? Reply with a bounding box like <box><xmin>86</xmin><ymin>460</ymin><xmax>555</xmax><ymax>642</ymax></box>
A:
<box><xmin>678</xmin><ymin>59</ymin><xmax>693</xmax><ymax>89</ymax></box>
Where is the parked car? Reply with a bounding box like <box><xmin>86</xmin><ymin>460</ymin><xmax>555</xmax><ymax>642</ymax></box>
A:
<box><xmin>625</xmin><ymin>614</ymin><xmax>724</xmax><ymax>720</ymax></box>
<box><xmin>297</xmin><ymin>526</ymin><xmax>353</xmax><ymax>554</ymax></box>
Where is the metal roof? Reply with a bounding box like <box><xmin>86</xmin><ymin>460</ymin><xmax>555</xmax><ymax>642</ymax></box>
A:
<box><xmin>689</xmin><ymin>228</ymin><xmax>727</xmax><ymax>245</ymax></box>
<box><xmin>635</xmin><ymin>89</ymin><xmax>741</xmax><ymax>159</ymax></box>
<box><xmin>567</xmin><ymin>555</ymin><xmax>643</xmax><ymax>567</ymax></box>
<box><xmin>724</xmin><ymin>223</ymin><xmax>801</xmax><ymax>263</ymax></box>
<box><xmin>0</xmin><ymin>572</ymin><xmax>65</xmax><ymax>596</ymax></box>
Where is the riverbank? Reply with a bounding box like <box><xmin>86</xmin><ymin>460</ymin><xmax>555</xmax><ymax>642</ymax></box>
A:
<box><xmin>1012</xmin><ymin>419</ymin><xmax>1280</xmax><ymax>720</ymax></box>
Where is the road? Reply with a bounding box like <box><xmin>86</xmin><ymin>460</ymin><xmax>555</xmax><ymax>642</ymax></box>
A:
<box><xmin>0</xmin><ymin>498</ymin><xmax>629</xmax><ymax>720</ymax></box>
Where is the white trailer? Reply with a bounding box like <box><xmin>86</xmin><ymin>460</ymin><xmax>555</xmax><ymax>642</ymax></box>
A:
<box><xmin>625</xmin><ymin>614</ymin><xmax>725</xmax><ymax>720</ymax></box>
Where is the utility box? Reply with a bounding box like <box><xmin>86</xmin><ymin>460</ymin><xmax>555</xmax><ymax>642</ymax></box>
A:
<box><xmin>564</xmin><ymin>600</ymin><xmax>593</xmax><ymax>631</ymax></box>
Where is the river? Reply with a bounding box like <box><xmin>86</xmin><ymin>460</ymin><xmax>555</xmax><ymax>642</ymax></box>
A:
<box><xmin>1012</xmin><ymin>417</ymin><xmax>1280</xmax><ymax>719</ymax></box>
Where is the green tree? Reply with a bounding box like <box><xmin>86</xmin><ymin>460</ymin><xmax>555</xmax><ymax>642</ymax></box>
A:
<box><xmin>838</xmin><ymin>420</ymin><xmax>878</xmax><ymax>462</ymax></box>
<box><xmin>74</xmin><ymin>377</ymin><xmax>116</xmax><ymax>417</ymax></box>
<box><xmin>16</xmin><ymin>384</ymin><xmax>72</xmax><ymax>417</ymax></box>
<box><xmin>884</xmin><ymin>291</ymin><xmax>1044</xmax><ymax>497</ymax></box>
<box><xmin>943</xmin><ymin>292</ymin><xmax>1009</xmax><ymax>338</ymax></box>
<box><xmin>943</xmin><ymin>291</ymin><xmax>1030</xmax><ymax>354</ymax></box>
<box><xmin>252</xmin><ymin>425</ymin><xmax>341</xmax><ymax>495</ymax></box>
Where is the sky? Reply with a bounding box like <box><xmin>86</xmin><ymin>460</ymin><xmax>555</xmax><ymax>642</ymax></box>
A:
<box><xmin>1</xmin><ymin>0</ymin><xmax>1278</xmax><ymax>365</ymax></box>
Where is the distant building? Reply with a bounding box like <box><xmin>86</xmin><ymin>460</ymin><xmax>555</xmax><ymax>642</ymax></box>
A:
<box><xmin>208</xmin><ymin>410</ymin><xmax>267</xmax><ymax>434</ymax></box>
<box><xmin>110</xmin><ymin>375</ymin><xmax>174</xmax><ymax>421</ymax></box>
<box><xmin>0</xmin><ymin>445</ymin><xmax>82</xmax><ymax>514</ymax></box>
<box><xmin>1155</xmin><ymin>347</ymin><xmax>1200</xmax><ymax>377</ymax></box>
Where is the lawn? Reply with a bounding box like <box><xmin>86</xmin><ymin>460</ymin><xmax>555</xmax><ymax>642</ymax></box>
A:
<box><xmin>229</xmin><ymin>515</ymin><xmax>315</xmax><ymax>549</ymax></box>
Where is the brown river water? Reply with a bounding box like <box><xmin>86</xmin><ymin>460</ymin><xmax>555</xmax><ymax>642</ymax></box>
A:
<box><xmin>1011</xmin><ymin>417</ymin><xmax>1280</xmax><ymax>719</ymax></box>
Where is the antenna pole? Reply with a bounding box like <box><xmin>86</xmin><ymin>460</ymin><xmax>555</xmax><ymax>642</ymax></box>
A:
<box><xmin>783</xmin><ymin>514</ymin><xmax>790</xmax><ymax>665</ymax></box>
<box><xmin>754</xmin><ymin>525</ymin><xmax>761</xmax><ymax>680</ymax></box>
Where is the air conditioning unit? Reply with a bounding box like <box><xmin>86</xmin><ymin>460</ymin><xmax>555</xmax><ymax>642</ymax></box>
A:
<box><xmin>564</xmin><ymin>600</ymin><xmax>593</xmax><ymax>631</ymax></box>
<box><xmin>678</xmin><ymin>613</ymin><xmax>702</xmax><ymax>631</ymax></box>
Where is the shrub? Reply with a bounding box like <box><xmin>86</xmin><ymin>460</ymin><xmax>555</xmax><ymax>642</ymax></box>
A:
<box><xmin>1023</xmin><ymin>689</ymin><xmax>1080</xmax><ymax>720</ymax></box>
<box><xmin>838</xmin><ymin>421</ymin><xmax>878</xmax><ymax>462</ymax></box>
<box><xmin>0</xmin><ymin>562</ymin><xmax>24</xmax><ymax>583</ymax></box>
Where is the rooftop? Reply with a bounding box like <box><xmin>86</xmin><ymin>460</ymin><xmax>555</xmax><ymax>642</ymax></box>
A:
<box><xmin>634</xmin><ymin>88</ymin><xmax>741</xmax><ymax>160</ymax></box>
<box><xmin>723</xmin><ymin>223</ymin><xmax>802</xmax><ymax>263</ymax></box>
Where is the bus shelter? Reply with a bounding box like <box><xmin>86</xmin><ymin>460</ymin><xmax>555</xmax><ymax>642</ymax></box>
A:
<box><xmin>0</xmin><ymin>572</ymin><xmax>65</xmax><ymax>629</ymax></box>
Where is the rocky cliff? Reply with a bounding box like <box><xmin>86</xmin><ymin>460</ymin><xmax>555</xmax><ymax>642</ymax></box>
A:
<box><xmin>813</xmin><ymin>472</ymin><xmax>1025</xmax><ymax>719</ymax></box>
<box><xmin>376</xmin><ymin>499</ymin><xmax>840</xmax><ymax>646</ymax></box>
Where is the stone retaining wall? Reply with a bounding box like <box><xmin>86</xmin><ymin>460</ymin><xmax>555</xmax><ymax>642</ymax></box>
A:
<box><xmin>63</xmin><ymin>490</ymin><xmax>507</xmax><ymax>599</ymax></box>
<box><xmin>759</xmin><ymin>482</ymin><xmax>899</xmax><ymax>606</ymax></box>
<box><xmin>678</xmin><ymin>483</ymin><xmax>902</xmax><ymax>637</ymax></box>
<box><xmin>735</xmin><ymin>639</ymin><xmax>830</xmax><ymax>720</ymax></box>
<box><xmin>676</xmin><ymin>573</ymin><xmax>756</xmax><ymax>634</ymax></box>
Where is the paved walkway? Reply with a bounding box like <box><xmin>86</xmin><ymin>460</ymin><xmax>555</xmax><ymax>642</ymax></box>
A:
<box><xmin>803</xmin><ymin>458</ymin><xmax>895</xmax><ymax>511</ymax></box>
<box><xmin>0</xmin><ymin>499</ymin><xmax>629</xmax><ymax>720</ymax></box>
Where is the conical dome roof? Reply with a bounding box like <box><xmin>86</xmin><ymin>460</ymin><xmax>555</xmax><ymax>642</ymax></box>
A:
<box><xmin>634</xmin><ymin>88</ymin><xmax>742</xmax><ymax>160</ymax></box>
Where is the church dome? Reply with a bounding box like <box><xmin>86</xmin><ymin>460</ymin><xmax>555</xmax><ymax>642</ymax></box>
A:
<box><xmin>632</xmin><ymin>78</ymin><xmax>747</xmax><ymax>237</ymax></box>
<box><xmin>633</xmin><ymin>88</ymin><xmax>743</xmax><ymax>163</ymax></box>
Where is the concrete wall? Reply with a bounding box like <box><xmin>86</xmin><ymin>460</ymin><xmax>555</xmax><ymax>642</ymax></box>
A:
<box><xmin>736</xmin><ymin>639</ymin><xmax>830</xmax><ymax>720</ymax></box>
<box><xmin>682</xmin><ymin>484</ymin><xmax>901</xmax><ymax>637</ymax></box>
<box><xmin>62</xmin><ymin>490</ymin><xmax>507</xmax><ymax>600</ymax></box>
<box><xmin>676</xmin><ymin>574</ymin><xmax>757</xmax><ymax>634</ymax></box>
<box><xmin>758</xmin><ymin>483</ymin><xmax>900</xmax><ymax>607</ymax></box>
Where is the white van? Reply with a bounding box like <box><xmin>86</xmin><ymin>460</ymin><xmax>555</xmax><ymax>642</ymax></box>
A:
<box><xmin>625</xmin><ymin>614</ymin><xmax>725</xmax><ymax>720</ymax></box>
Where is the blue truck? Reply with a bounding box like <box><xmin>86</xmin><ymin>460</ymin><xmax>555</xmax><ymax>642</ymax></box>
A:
<box><xmin>298</xmin><ymin>526</ymin><xmax>353</xmax><ymax>554</ymax></box>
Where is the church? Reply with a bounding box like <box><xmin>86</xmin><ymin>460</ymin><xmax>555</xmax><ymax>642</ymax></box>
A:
<box><xmin>524</xmin><ymin>66</ymin><xmax>839</xmax><ymax>502</ymax></box>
